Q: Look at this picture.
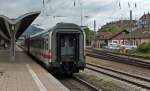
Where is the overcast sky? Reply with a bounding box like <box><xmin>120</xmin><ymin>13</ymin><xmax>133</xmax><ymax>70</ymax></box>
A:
<box><xmin>0</xmin><ymin>0</ymin><xmax>150</xmax><ymax>30</ymax></box>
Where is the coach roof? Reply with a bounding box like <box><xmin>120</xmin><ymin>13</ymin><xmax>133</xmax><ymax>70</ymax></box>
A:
<box><xmin>30</xmin><ymin>23</ymin><xmax>83</xmax><ymax>38</ymax></box>
<box><xmin>53</xmin><ymin>23</ymin><xmax>81</xmax><ymax>29</ymax></box>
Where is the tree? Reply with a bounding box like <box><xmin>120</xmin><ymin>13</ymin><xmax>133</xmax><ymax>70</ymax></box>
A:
<box><xmin>84</xmin><ymin>28</ymin><xmax>96</xmax><ymax>46</ymax></box>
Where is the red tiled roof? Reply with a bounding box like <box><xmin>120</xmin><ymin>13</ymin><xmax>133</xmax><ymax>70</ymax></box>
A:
<box><xmin>125</xmin><ymin>28</ymin><xmax>150</xmax><ymax>39</ymax></box>
<box><xmin>96</xmin><ymin>30</ymin><xmax>128</xmax><ymax>40</ymax></box>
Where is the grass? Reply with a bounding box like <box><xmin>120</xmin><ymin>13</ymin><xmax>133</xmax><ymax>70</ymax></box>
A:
<box><xmin>86</xmin><ymin>56</ymin><xmax>103</xmax><ymax>65</ymax></box>
<box><xmin>74</xmin><ymin>71</ymin><xmax>127</xmax><ymax>91</ymax></box>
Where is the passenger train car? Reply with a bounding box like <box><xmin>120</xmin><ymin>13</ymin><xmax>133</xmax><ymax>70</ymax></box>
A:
<box><xmin>25</xmin><ymin>23</ymin><xmax>86</xmax><ymax>74</ymax></box>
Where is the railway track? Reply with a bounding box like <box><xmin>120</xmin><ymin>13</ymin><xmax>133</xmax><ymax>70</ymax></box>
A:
<box><xmin>86</xmin><ymin>63</ymin><xmax>150</xmax><ymax>90</ymax></box>
<box><xmin>87</xmin><ymin>50</ymin><xmax>150</xmax><ymax>69</ymax></box>
<box><xmin>58</xmin><ymin>76</ymin><xmax>100</xmax><ymax>91</ymax></box>
<box><xmin>19</xmin><ymin>46</ymin><xmax>100</xmax><ymax>90</ymax></box>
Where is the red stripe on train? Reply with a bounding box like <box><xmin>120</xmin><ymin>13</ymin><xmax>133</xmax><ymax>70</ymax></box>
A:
<box><xmin>38</xmin><ymin>51</ymin><xmax>52</xmax><ymax>59</ymax></box>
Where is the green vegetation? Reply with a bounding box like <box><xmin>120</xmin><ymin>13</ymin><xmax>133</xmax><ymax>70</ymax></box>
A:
<box><xmin>101</xmin><ymin>23</ymin><xmax>129</xmax><ymax>32</ymax></box>
<box><xmin>137</xmin><ymin>42</ymin><xmax>150</xmax><ymax>53</ymax></box>
<box><xmin>100</xmin><ymin>42</ymin><xmax>107</xmax><ymax>48</ymax></box>
<box><xmin>86</xmin><ymin>56</ymin><xmax>103</xmax><ymax>65</ymax></box>
<box><xmin>132</xmin><ymin>52</ymin><xmax>150</xmax><ymax>59</ymax></box>
<box><xmin>84</xmin><ymin>27</ymin><xmax>96</xmax><ymax>46</ymax></box>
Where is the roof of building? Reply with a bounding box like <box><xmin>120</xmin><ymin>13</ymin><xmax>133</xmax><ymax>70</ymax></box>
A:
<box><xmin>96</xmin><ymin>29</ymin><xmax>128</xmax><ymax>40</ymax></box>
<box><xmin>0</xmin><ymin>11</ymin><xmax>40</xmax><ymax>40</ymax></box>
<box><xmin>125</xmin><ymin>28</ymin><xmax>150</xmax><ymax>39</ymax></box>
<box><xmin>140</xmin><ymin>12</ymin><xmax>150</xmax><ymax>20</ymax></box>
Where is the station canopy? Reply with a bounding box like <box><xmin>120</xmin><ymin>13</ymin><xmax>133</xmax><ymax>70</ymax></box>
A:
<box><xmin>0</xmin><ymin>11</ymin><xmax>40</xmax><ymax>41</ymax></box>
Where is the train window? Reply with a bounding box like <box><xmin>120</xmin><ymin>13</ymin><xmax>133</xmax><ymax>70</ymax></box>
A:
<box><xmin>46</xmin><ymin>43</ymin><xmax>48</xmax><ymax>50</ymax></box>
<box><xmin>45</xmin><ymin>39</ymin><xmax>48</xmax><ymax>50</ymax></box>
<box><xmin>41</xmin><ymin>40</ymin><xmax>44</xmax><ymax>49</ymax></box>
<box><xmin>61</xmin><ymin>38</ymin><xmax>65</xmax><ymax>47</ymax></box>
<box><xmin>69</xmin><ymin>37</ymin><xmax>74</xmax><ymax>47</ymax></box>
<box><xmin>37</xmin><ymin>39</ymin><xmax>40</xmax><ymax>49</ymax></box>
<box><xmin>36</xmin><ymin>39</ymin><xmax>42</xmax><ymax>49</ymax></box>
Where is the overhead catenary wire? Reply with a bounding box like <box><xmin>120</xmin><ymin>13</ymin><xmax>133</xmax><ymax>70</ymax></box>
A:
<box><xmin>40</xmin><ymin>0</ymin><xmax>91</xmax><ymax>26</ymax></box>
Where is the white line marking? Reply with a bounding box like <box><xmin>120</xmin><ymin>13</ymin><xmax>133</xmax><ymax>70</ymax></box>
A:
<box><xmin>26</xmin><ymin>64</ymin><xmax>47</xmax><ymax>91</ymax></box>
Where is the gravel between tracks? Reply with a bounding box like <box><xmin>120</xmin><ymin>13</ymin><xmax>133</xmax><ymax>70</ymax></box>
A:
<box><xmin>81</xmin><ymin>69</ymin><xmax>149</xmax><ymax>91</ymax></box>
<box><xmin>86</xmin><ymin>56</ymin><xmax>150</xmax><ymax>78</ymax></box>
<box><xmin>57</xmin><ymin>76</ymin><xmax>96</xmax><ymax>91</ymax></box>
<box><xmin>87</xmin><ymin>63</ymin><xmax>150</xmax><ymax>89</ymax></box>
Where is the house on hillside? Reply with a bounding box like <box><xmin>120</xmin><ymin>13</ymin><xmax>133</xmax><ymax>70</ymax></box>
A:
<box><xmin>120</xmin><ymin>12</ymin><xmax>150</xmax><ymax>46</ymax></box>
<box><xmin>124</xmin><ymin>28</ymin><xmax>150</xmax><ymax>46</ymax></box>
<box><xmin>95</xmin><ymin>29</ymin><xmax>129</xmax><ymax>48</ymax></box>
<box><xmin>140</xmin><ymin>12</ymin><xmax>150</xmax><ymax>28</ymax></box>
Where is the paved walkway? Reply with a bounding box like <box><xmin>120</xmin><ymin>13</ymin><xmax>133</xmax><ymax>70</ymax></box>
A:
<box><xmin>0</xmin><ymin>47</ymin><xmax>69</xmax><ymax>91</ymax></box>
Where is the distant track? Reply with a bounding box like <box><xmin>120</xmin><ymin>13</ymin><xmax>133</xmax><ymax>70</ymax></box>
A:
<box><xmin>87</xmin><ymin>49</ymin><xmax>150</xmax><ymax>69</ymax></box>
<box><xmin>86</xmin><ymin>63</ymin><xmax>150</xmax><ymax>90</ymax></box>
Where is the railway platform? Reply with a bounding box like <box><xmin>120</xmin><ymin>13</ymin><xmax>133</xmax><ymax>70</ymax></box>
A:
<box><xmin>0</xmin><ymin>46</ymin><xmax>69</xmax><ymax>91</ymax></box>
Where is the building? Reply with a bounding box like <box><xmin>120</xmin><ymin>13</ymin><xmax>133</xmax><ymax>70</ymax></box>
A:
<box><xmin>95</xmin><ymin>12</ymin><xmax>150</xmax><ymax>48</ymax></box>
<box><xmin>124</xmin><ymin>28</ymin><xmax>150</xmax><ymax>46</ymax></box>
<box><xmin>140</xmin><ymin>12</ymin><xmax>150</xmax><ymax>28</ymax></box>
<box><xmin>121</xmin><ymin>13</ymin><xmax>150</xmax><ymax>46</ymax></box>
<box><xmin>96</xmin><ymin>29</ymin><xmax>129</xmax><ymax>48</ymax></box>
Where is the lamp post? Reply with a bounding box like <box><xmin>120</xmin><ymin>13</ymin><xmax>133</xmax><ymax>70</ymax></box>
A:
<box><xmin>10</xmin><ymin>25</ymin><xmax>16</xmax><ymax>61</ymax></box>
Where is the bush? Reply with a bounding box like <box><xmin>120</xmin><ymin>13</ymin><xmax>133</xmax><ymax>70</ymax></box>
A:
<box><xmin>138</xmin><ymin>42</ymin><xmax>150</xmax><ymax>53</ymax></box>
<box><xmin>100</xmin><ymin>42</ymin><xmax>107</xmax><ymax>48</ymax></box>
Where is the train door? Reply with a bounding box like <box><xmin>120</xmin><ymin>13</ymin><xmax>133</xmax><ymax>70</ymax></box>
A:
<box><xmin>57</xmin><ymin>33</ymin><xmax>79</xmax><ymax>63</ymax></box>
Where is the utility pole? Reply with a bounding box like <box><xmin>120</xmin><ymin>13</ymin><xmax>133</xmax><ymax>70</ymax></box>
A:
<box><xmin>94</xmin><ymin>20</ymin><xmax>96</xmax><ymax>32</ymax></box>
<box><xmin>80</xmin><ymin>2</ymin><xmax>83</xmax><ymax>26</ymax></box>
<box><xmin>128</xmin><ymin>2</ymin><xmax>137</xmax><ymax>45</ymax></box>
<box><xmin>129</xmin><ymin>10</ymin><xmax>133</xmax><ymax>45</ymax></box>
<box><xmin>130</xmin><ymin>10</ymin><xmax>133</xmax><ymax>31</ymax></box>
<box><xmin>93</xmin><ymin>20</ymin><xmax>96</xmax><ymax>47</ymax></box>
<box><xmin>42</xmin><ymin>0</ymin><xmax>45</xmax><ymax>8</ymax></box>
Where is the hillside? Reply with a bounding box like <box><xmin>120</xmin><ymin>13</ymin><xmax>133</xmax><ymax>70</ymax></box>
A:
<box><xmin>100</xmin><ymin>23</ymin><xmax>129</xmax><ymax>32</ymax></box>
<box><xmin>97</xmin><ymin>20</ymin><xmax>137</xmax><ymax>32</ymax></box>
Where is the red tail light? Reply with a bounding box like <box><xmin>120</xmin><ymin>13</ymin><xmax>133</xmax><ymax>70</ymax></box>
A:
<box><xmin>48</xmin><ymin>49</ymin><xmax>52</xmax><ymax>59</ymax></box>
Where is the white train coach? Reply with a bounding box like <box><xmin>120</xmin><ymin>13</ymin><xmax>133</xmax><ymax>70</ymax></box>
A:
<box><xmin>25</xmin><ymin>23</ymin><xmax>86</xmax><ymax>74</ymax></box>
